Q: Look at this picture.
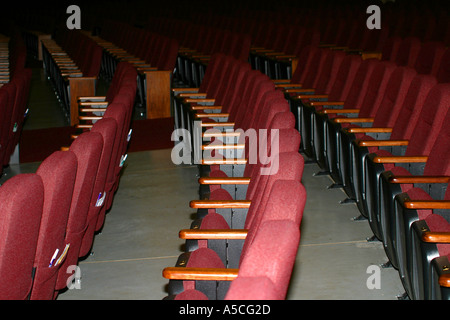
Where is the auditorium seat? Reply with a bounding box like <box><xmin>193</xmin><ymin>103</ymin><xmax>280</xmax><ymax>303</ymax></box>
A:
<box><xmin>30</xmin><ymin>151</ymin><xmax>78</xmax><ymax>300</ymax></box>
<box><xmin>363</xmin><ymin>84</ymin><xmax>450</xmax><ymax>249</ymax></box>
<box><xmin>0</xmin><ymin>174</ymin><xmax>44</xmax><ymax>299</ymax></box>
<box><xmin>377</xmin><ymin>110</ymin><xmax>450</xmax><ymax>299</ymax></box>
<box><xmin>53</xmin><ymin>131</ymin><xmax>103</xmax><ymax>297</ymax></box>
<box><xmin>306</xmin><ymin>57</ymin><xmax>378</xmax><ymax>165</ymax></box>
<box><xmin>320</xmin><ymin>60</ymin><xmax>396</xmax><ymax>183</ymax></box>
<box><xmin>349</xmin><ymin>74</ymin><xmax>437</xmax><ymax>220</ymax></box>
<box><xmin>79</xmin><ymin>118</ymin><xmax>117</xmax><ymax>258</ymax></box>
<box><xmin>304</xmin><ymin>54</ymin><xmax>362</xmax><ymax>167</ymax></box>
<box><xmin>411</xmin><ymin>203</ymin><xmax>450</xmax><ymax>300</ymax></box>
<box><xmin>336</xmin><ymin>66</ymin><xmax>417</xmax><ymax>201</ymax></box>
<box><xmin>164</xmin><ymin>178</ymin><xmax>306</xmax><ymax>300</ymax></box>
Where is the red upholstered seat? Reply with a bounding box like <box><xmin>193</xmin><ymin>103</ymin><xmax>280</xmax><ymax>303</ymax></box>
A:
<box><xmin>0</xmin><ymin>174</ymin><xmax>44</xmax><ymax>300</ymax></box>
<box><xmin>30</xmin><ymin>151</ymin><xmax>78</xmax><ymax>300</ymax></box>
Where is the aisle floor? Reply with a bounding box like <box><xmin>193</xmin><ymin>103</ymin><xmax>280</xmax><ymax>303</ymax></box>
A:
<box><xmin>2</xmin><ymin>64</ymin><xmax>406</xmax><ymax>300</ymax></box>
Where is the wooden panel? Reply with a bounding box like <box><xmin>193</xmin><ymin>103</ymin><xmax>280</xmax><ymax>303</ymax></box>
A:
<box><xmin>145</xmin><ymin>70</ymin><xmax>171</xmax><ymax>119</ymax></box>
<box><xmin>69</xmin><ymin>77</ymin><xmax>96</xmax><ymax>126</ymax></box>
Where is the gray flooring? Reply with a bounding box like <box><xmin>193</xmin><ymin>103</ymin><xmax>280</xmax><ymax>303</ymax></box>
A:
<box><xmin>2</xmin><ymin>64</ymin><xmax>406</xmax><ymax>300</ymax></box>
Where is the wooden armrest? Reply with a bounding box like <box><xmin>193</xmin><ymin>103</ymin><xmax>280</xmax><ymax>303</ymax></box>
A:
<box><xmin>389</xmin><ymin>176</ymin><xmax>450</xmax><ymax>184</ymax></box>
<box><xmin>78</xmin><ymin>96</ymin><xmax>106</xmax><ymax>101</ymax></box>
<box><xmin>172</xmin><ymin>88</ymin><xmax>199</xmax><ymax>93</ymax></box>
<box><xmin>195</xmin><ymin>113</ymin><xmax>229</xmax><ymax>119</ymax></box>
<box><xmin>179</xmin><ymin>93</ymin><xmax>206</xmax><ymax>98</ymax></box>
<box><xmin>323</xmin><ymin>109</ymin><xmax>359</xmax><ymax>114</ymax></box>
<box><xmin>198</xmin><ymin>177</ymin><xmax>251</xmax><ymax>185</ymax></box>
<box><xmin>200</xmin><ymin>122</ymin><xmax>235</xmax><ymax>128</ymax></box>
<box><xmin>334</xmin><ymin>117</ymin><xmax>374</xmax><ymax>123</ymax></box>
<box><xmin>202</xmin><ymin>143</ymin><xmax>245</xmax><ymax>150</ymax></box>
<box><xmin>298</xmin><ymin>94</ymin><xmax>329</xmax><ymax>99</ymax></box>
<box><xmin>404</xmin><ymin>200</ymin><xmax>450</xmax><ymax>210</ymax></box>
<box><xmin>60</xmin><ymin>146</ymin><xmax>70</xmax><ymax>151</ymax></box>
<box><xmin>346</xmin><ymin>127</ymin><xmax>392</xmax><ymax>133</ymax></box>
<box><xmin>421</xmin><ymin>231</ymin><xmax>450</xmax><ymax>243</ymax></box>
<box><xmin>310</xmin><ymin>101</ymin><xmax>344</xmax><ymax>107</ymax></box>
<box><xmin>75</xmin><ymin>124</ymin><xmax>93</xmax><ymax>129</ymax></box>
<box><xmin>202</xmin><ymin>131</ymin><xmax>241</xmax><ymax>138</ymax></box>
<box><xmin>292</xmin><ymin>88</ymin><xmax>316</xmax><ymax>94</ymax></box>
<box><xmin>358</xmin><ymin>140</ymin><xmax>409</xmax><ymax>147</ymax></box>
<box><xmin>63</xmin><ymin>73</ymin><xmax>83</xmax><ymax>77</ymax></box>
<box><xmin>184</xmin><ymin>98</ymin><xmax>215</xmax><ymax>103</ymax></box>
<box><xmin>440</xmin><ymin>274</ymin><xmax>450</xmax><ymax>288</ymax></box>
<box><xmin>79</xmin><ymin>101</ymin><xmax>108</xmax><ymax>106</ymax></box>
<box><xmin>372</xmin><ymin>155</ymin><xmax>428</xmax><ymax>164</ymax></box>
<box><xmin>79</xmin><ymin>116</ymin><xmax>103</xmax><ymax>121</ymax></box>
<box><xmin>190</xmin><ymin>106</ymin><xmax>222</xmax><ymax>111</ymax></box>
<box><xmin>162</xmin><ymin>267</ymin><xmax>239</xmax><ymax>281</ymax></box>
<box><xmin>79</xmin><ymin>108</ymin><xmax>107</xmax><ymax>113</ymax></box>
<box><xmin>201</xmin><ymin>158</ymin><xmax>247</xmax><ymax>165</ymax></box>
<box><xmin>179</xmin><ymin>229</ymin><xmax>248</xmax><ymax>240</ymax></box>
<box><xmin>189</xmin><ymin>200</ymin><xmax>251</xmax><ymax>209</ymax></box>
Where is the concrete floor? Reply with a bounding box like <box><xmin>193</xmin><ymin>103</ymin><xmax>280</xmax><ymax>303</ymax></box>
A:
<box><xmin>2</xmin><ymin>63</ymin><xmax>406</xmax><ymax>300</ymax></box>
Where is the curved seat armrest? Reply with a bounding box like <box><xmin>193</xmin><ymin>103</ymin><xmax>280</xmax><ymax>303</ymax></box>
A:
<box><xmin>310</xmin><ymin>101</ymin><xmax>344</xmax><ymax>107</ymax></box>
<box><xmin>179</xmin><ymin>229</ymin><xmax>248</xmax><ymax>240</ymax></box>
<box><xmin>404</xmin><ymin>200</ymin><xmax>450</xmax><ymax>210</ymax></box>
<box><xmin>190</xmin><ymin>106</ymin><xmax>222</xmax><ymax>111</ymax></box>
<box><xmin>79</xmin><ymin>107</ymin><xmax>107</xmax><ymax>113</ymax></box>
<box><xmin>298</xmin><ymin>94</ymin><xmax>328</xmax><ymax>99</ymax></box>
<box><xmin>189</xmin><ymin>200</ymin><xmax>251</xmax><ymax>209</ymax></box>
<box><xmin>372</xmin><ymin>155</ymin><xmax>428</xmax><ymax>164</ymax></box>
<box><xmin>201</xmin><ymin>159</ymin><xmax>247</xmax><ymax>165</ymax></box>
<box><xmin>347</xmin><ymin>127</ymin><xmax>392</xmax><ymax>133</ymax></box>
<box><xmin>179</xmin><ymin>92</ymin><xmax>206</xmax><ymax>98</ymax></box>
<box><xmin>322</xmin><ymin>108</ymin><xmax>359</xmax><ymax>114</ymax></box>
<box><xmin>198</xmin><ymin>177</ymin><xmax>251</xmax><ymax>185</ymax></box>
<box><xmin>389</xmin><ymin>176</ymin><xmax>450</xmax><ymax>184</ymax></box>
<box><xmin>200</xmin><ymin>122</ymin><xmax>235</xmax><ymax>128</ymax></box>
<box><xmin>185</xmin><ymin>98</ymin><xmax>215</xmax><ymax>104</ymax></box>
<box><xmin>202</xmin><ymin>131</ymin><xmax>241</xmax><ymax>138</ymax></box>
<box><xmin>202</xmin><ymin>143</ymin><xmax>245</xmax><ymax>150</ymax></box>
<box><xmin>172</xmin><ymin>88</ymin><xmax>199</xmax><ymax>94</ymax></box>
<box><xmin>421</xmin><ymin>231</ymin><xmax>450</xmax><ymax>243</ymax></box>
<box><xmin>334</xmin><ymin>117</ymin><xmax>374</xmax><ymax>123</ymax></box>
<box><xmin>195</xmin><ymin>113</ymin><xmax>229</xmax><ymax>119</ymax></box>
<box><xmin>162</xmin><ymin>267</ymin><xmax>239</xmax><ymax>281</ymax></box>
<box><xmin>358</xmin><ymin>139</ymin><xmax>409</xmax><ymax>147</ymax></box>
<box><xmin>440</xmin><ymin>274</ymin><xmax>450</xmax><ymax>288</ymax></box>
<box><xmin>78</xmin><ymin>101</ymin><xmax>109</xmax><ymax>107</ymax></box>
<box><xmin>78</xmin><ymin>96</ymin><xmax>106</xmax><ymax>101</ymax></box>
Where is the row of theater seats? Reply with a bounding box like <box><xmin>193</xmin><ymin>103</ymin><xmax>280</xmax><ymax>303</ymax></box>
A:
<box><xmin>0</xmin><ymin>31</ymin><xmax>31</xmax><ymax>177</ymax></box>
<box><xmin>93</xmin><ymin>20</ymin><xmax>180</xmax><ymax>80</ymax></box>
<box><xmin>0</xmin><ymin>59</ymin><xmax>138</xmax><ymax>300</ymax></box>
<box><xmin>165</xmin><ymin>54</ymin><xmax>306</xmax><ymax>300</ymax></box>
<box><xmin>280</xmin><ymin>37</ymin><xmax>450</xmax><ymax>298</ymax></box>
<box><xmin>40</xmin><ymin>28</ymin><xmax>103</xmax><ymax>119</ymax></box>
<box><xmin>86</xmin><ymin>20</ymin><xmax>179</xmax><ymax>112</ymax></box>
